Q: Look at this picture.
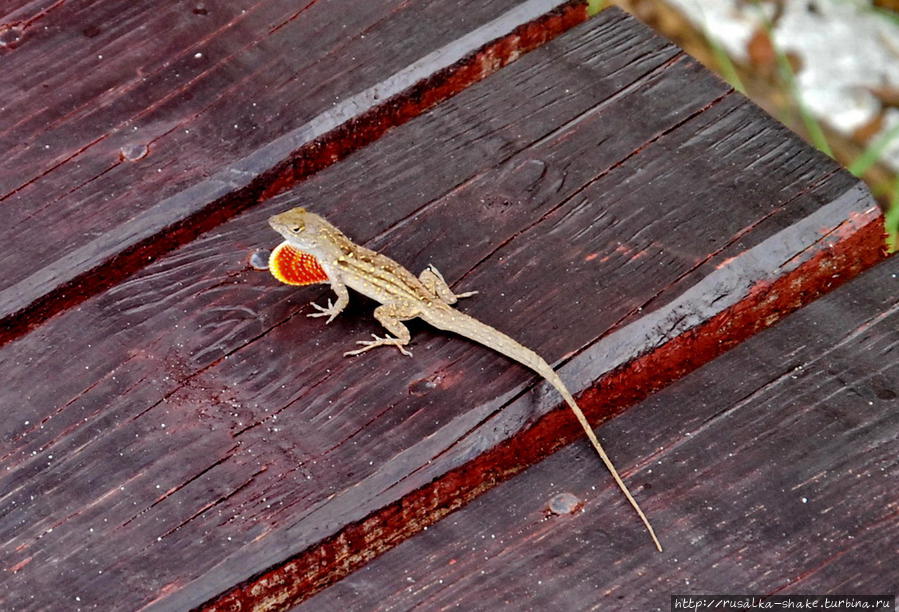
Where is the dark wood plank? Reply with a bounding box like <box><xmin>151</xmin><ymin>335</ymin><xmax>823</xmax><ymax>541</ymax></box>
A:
<box><xmin>0</xmin><ymin>0</ymin><xmax>588</xmax><ymax>344</ymax></box>
<box><xmin>298</xmin><ymin>256</ymin><xmax>899</xmax><ymax>611</ymax></box>
<box><xmin>0</xmin><ymin>10</ymin><xmax>886</xmax><ymax>611</ymax></box>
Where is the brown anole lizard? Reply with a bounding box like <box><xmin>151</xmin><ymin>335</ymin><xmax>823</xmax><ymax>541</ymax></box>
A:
<box><xmin>267</xmin><ymin>207</ymin><xmax>662</xmax><ymax>551</ymax></box>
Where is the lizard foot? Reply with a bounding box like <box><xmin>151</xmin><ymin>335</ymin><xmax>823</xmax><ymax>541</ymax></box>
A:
<box><xmin>424</xmin><ymin>265</ymin><xmax>478</xmax><ymax>301</ymax></box>
<box><xmin>344</xmin><ymin>334</ymin><xmax>413</xmax><ymax>357</ymax></box>
<box><xmin>308</xmin><ymin>299</ymin><xmax>341</xmax><ymax>324</ymax></box>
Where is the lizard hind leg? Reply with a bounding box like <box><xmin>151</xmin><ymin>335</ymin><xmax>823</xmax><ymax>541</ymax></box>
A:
<box><xmin>344</xmin><ymin>303</ymin><xmax>419</xmax><ymax>357</ymax></box>
<box><xmin>419</xmin><ymin>264</ymin><xmax>478</xmax><ymax>305</ymax></box>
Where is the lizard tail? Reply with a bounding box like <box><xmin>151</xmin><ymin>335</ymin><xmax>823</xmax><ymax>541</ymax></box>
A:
<box><xmin>428</xmin><ymin>310</ymin><xmax>662</xmax><ymax>551</ymax></box>
<box><xmin>541</xmin><ymin>366</ymin><xmax>663</xmax><ymax>552</ymax></box>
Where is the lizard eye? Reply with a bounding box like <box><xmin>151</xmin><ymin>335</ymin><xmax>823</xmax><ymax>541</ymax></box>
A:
<box><xmin>290</xmin><ymin>224</ymin><xmax>304</xmax><ymax>233</ymax></box>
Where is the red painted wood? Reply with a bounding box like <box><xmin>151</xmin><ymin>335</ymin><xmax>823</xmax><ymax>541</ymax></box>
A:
<box><xmin>299</xmin><ymin>255</ymin><xmax>899</xmax><ymax>611</ymax></box>
<box><xmin>0</xmin><ymin>0</ymin><xmax>588</xmax><ymax>344</ymax></box>
<box><xmin>0</xmin><ymin>8</ymin><xmax>887</xmax><ymax>612</ymax></box>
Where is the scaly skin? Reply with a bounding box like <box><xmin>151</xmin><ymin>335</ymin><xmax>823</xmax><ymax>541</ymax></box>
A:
<box><xmin>267</xmin><ymin>207</ymin><xmax>661</xmax><ymax>551</ymax></box>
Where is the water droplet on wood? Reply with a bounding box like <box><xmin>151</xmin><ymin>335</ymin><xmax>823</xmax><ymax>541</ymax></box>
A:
<box><xmin>548</xmin><ymin>492</ymin><xmax>581</xmax><ymax>515</ymax></box>
<box><xmin>250</xmin><ymin>249</ymin><xmax>271</xmax><ymax>270</ymax></box>
<box><xmin>120</xmin><ymin>143</ymin><xmax>149</xmax><ymax>162</ymax></box>
<box><xmin>0</xmin><ymin>24</ymin><xmax>24</xmax><ymax>48</ymax></box>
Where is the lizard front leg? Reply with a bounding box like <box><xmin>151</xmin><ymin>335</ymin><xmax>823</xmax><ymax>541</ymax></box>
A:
<box><xmin>308</xmin><ymin>277</ymin><xmax>350</xmax><ymax>324</ymax></box>
<box><xmin>419</xmin><ymin>264</ymin><xmax>477</xmax><ymax>305</ymax></box>
<box><xmin>345</xmin><ymin>302</ymin><xmax>419</xmax><ymax>357</ymax></box>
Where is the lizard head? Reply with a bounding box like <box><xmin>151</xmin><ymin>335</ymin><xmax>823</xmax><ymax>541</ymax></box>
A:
<box><xmin>268</xmin><ymin>207</ymin><xmax>331</xmax><ymax>252</ymax></box>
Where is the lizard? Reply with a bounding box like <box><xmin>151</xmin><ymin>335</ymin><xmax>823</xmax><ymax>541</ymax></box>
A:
<box><xmin>267</xmin><ymin>206</ymin><xmax>662</xmax><ymax>551</ymax></box>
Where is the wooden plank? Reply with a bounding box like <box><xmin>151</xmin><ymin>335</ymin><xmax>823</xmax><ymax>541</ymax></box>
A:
<box><xmin>0</xmin><ymin>0</ymin><xmax>588</xmax><ymax>344</ymax></box>
<box><xmin>0</xmin><ymin>10</ymin><xmax>886</xmax><ymax>611</ymax></box>
<box><xmin>298</xmin><ymin>256</ymin><xmax>899</xmax><ymax>611</ymax></box>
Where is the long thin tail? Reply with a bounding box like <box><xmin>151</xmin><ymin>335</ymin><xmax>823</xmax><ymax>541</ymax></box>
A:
<box><xmin>431</xmin><ymin>310</ymin><xmax>662</xmax><ymax>551</ymax></box>
<box><xmin>543</xmin><ymin>367</ymin><xmax>663</xmax><ymax>552</ymax></box>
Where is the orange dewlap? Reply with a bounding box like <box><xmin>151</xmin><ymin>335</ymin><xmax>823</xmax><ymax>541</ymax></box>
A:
<box><xmin>268</xmin><ymin>241</ymin><xmax>329</xmax><ymax>286</ymax></box>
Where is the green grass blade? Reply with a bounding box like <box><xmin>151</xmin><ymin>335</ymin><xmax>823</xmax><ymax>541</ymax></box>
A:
<box><xmin>752</xmin><ymin>0</ymin><xmax>833</xmax><ymax>157</ymax></box>
<box><xmin>848</xmin><ymin>121</ymin><xmax>899</xmax><ymax>177</ymax></box>
<box><xmin>886</xmin><ymin>175</ymin><xmax>899</xmax><ymax>253</ymax></box>
<box><xmin>706</xmin><ymin>30</ymin><xmax>747</xmax><ymax>94</ymax></box>
<box><xmin>587</xmin><ymin>0</ymin><xmax>606</xmax><ymax>17</ymax></box>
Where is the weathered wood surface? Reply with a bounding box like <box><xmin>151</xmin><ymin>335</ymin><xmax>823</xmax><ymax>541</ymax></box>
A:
<box><xmin>0</xmin><ymin>0</ymin><xmax>587</xmax><ymax>344</ymax></box>
<box><xmin>300</xmin><ymin>256</ymin><xmax>899</xmax><ymax>611</ymax></box>
<box><xmin>0</xmin><ymin>8</ymin><xmax>886</xmax><ymax>612</ymax></box>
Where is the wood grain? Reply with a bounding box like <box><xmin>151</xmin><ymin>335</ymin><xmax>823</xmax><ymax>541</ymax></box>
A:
<box><xmin>299</xmin><ymin>256</ymin><xmax>899</xmax><ymax>611</ymax></box>
<box><xmin>0</xmin><ymin>9</ymin><xmax>886</xmax><ymax>611</ymax></box>
<box><xmin>0</xmin><ymin>0</ymin><xmax>588</xmax><ymax>344</ymax></box>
